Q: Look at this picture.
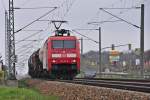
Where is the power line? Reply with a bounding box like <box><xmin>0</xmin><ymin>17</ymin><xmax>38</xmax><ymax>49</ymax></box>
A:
<box><xmin>88</xmin><ymin>0</ymin><xmax>126</xmax><ymax>23</ymax></box>
<box><xmin>99</xmin><ymin>8</ymin><xmax>140</xmax><ymax>28</ymax></box>
<box><xmin>50</xmin><ymin>0</ymin><xmax>77</xmax><ymax>20</ymax></box>
<box><xmin>15</xmin><ymin>30</ymin><xmax>43</xmax><ymax>44</ymax></box>
<box><xmin>63</xmin><ymin>0</ymin><xmax>77</xmax><ymax>18</ymax></box>
<box><xmin>18</xmin><ymin>50</ymin><xmax>33</xmax><ymax>57</ymax></box>
<box><xmin>14</xmin><ymin>7</ymin><xmax>57</xmax><ymax>10</ymax></box>
<box><xmin>89</xmin><ymin>0</ymin><xmax>142</xmax><ymax>27</ymax></box>
<box><xmin>16</xmin><ymin>30</ymin><xmax>43</xmax><ymax>32</ymax></box>
<box><xmin>16</xmin><ymin>46</ymin><xmax>33</xmax><ymax>54</ymax></box>
<box><xmin>16</xmin><ymin>41</ymin><xmax>35</xmax><ymax>51</ymax></box>
<box><xmin>16</xmin><ymin>39</ymin><xmax>43</xmax><ymax>42</ymax></box>
<box><xmin>16</xmin><ymin>45</ymin><xmax>34</xmax><ymax>51</ymax></box>
<box><xmin>15</xmin><ymin>7</ymin><xmax>57</xmax><ymax>33</ymax></box>
<box><xmin>36</xmin><ymin>20</ymin><xmax>51</xmax><ymax>22</ymax></box>
<box><xmin>99</xmin><ymin>7</ymin><xmax>141</xmax><ymax>9</ymax></box>
<box><xmin>74</xmin><ymin>29</ymin><xmax>98</xmax><ymax>31</ymax></box>
<box><xmin>16</xmin><ymin>26</ymin><xmax>50</xmax><ymax>51</ymax></box>
<box><xmin>16</xmin><ymin>23</ymin><xmax>50</xmax><ymax>51</ymax></box>
<box><xmin>96</xmin><ymin>9</ymin><xmax>131</xmax><ymax>26</ymax></box>
<box><xmin>71</xmin><ymin>30</ymin><xmax>99</xmax><ymax>44</ymax></box>
<box><xmin>88</xmin><ymin>20</ymin><xmax>122</xmax><ymax>25</ymax></box>
<box><xmin>101</xmin><ymin>44</ymin><xmax>132</xmax><ymax>50</ymax></box>
<box><xmin>17</xmin><ymin>46</ymin><xmax>37</xmax><ymax>55</ymax></box>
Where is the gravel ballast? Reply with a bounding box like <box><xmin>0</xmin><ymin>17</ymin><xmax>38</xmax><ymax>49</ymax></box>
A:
<box><xmin>26</xmin><ymin>79</ymin><xmax>150</xmax><ymax>100</ymax></box>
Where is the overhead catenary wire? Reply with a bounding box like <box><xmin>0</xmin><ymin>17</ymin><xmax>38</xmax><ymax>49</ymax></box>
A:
<box><xmin>16</xmin><ymin>22</ymin><xmax>50</xmax><ymax>51</ymax></box>
<box><xmin>88</xmin><ymin>20</ymin><xmax>122</xmax><ymax>25</ymax></box>
<box><xmin>16</xmin><ymin>28</ymin><xmax>50</xmax><ymax>56</ymax></box>
<box><xmin>99</xmin><ymin>8</ymin><xmax>140</xmax><ymax>28</ymax></box>
<box><xmin>50</xmin><ymin>0</ymin><xmax>77</xmax><ymax>20</ymax></box>
<box><xmin>101</xmin><ymin>43</ymin><xmax>132</xmax><ymax>50</ymax></box>
<box><xmin>71</xmin><ymin>30</ymin><xmax>99</xmax><ymax>44</ymax></box>
<box><xmin>63</xmin><ymin>0</ymin><xmax>77</xmax><ymax>18</ymax></box>
<box><xmin>88</xmin><ymin>0</ymin><xmax>142</xmax><ymax>27</ymax></box>
<box><xmin>17</xmin><ymin>45</ymin><xmax>38</xmax><ymax>56</ymax></box>
<box><xmin>15</xmin><ymin>30</ymin><xmax>43</xmax><ymax>44</ymax></box>
<box><xmin>16</xmin><ymin>46</ymin><xmax>34</xmax><ymax>54</ymax></box>
<box><xmin>15</xmin><ymin>7</ymin><xmax>57</xmax><ymax>33</ymax></box>
<box><xmin>16</xmin><ymin>39</ymin><xmax>43</xmax><ymax>52</ymax></box>
<box><xmin>17</xmin><ymin>30</ymin><xmax>43</xmax><ymax>32</ymax></box>
<box><xmin>16</xmin><ymin>45</ymin><xmax>34</xmax><ymax>51</ymax></box>
<box><xmin>99</xmin><ymin>7</ymin><xmax>141</xmax><ymax>9</ymax></box>
<box><xmin>21</xmin><ymin>48</ymin><xmax>35</xmax><ymax>55</ymax></box>
<box><xmin>16</xmin><ymin>39</ymin><xmax>43</xmax><ymax>42</ymax></box>
<box><xmin>88</xmin><ymin>0</ymin><xmax>125</xmax><ymax>24</ymax></box>
<box><xmin>19</xmin><ymin>58</ymin><xmax>29</xmax><ymax>63</ymax></box>
<box><xmin>94</xmin><ymin>9</ymin><xmax>132</xmax><ymax>26</ymax></box>
<box><xmin>14</xmin><ymin>7</ymin><xmax>57</xmax><ymax>10</ymax></box>
<box><xmin>16</xmin><ymin>41</ymin><xmax>35</xmax><ymax>51</ymax></box>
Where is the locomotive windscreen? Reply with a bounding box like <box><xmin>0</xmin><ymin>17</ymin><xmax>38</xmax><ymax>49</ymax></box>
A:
<box><xmin>52</xmin><ymin>40</ymin><xmax>76</xmax><ymax>49</ymax></box>
<box><xmin>52</xmin><ymin>40</ymin><xmax>63</xmax><ymax>48</ymax></box>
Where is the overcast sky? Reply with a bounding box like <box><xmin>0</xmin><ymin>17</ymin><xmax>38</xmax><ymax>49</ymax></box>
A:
<box><xmin>0</xmin><ymin>0</ymin><xmax>150</xmax><ymax>64</ymax></box>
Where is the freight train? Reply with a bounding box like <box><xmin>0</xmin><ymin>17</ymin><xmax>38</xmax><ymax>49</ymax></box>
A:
<box><xmin>28</xmin><ymin>29</ymin><xmax>80</xmax><ymax>79</ymax></box>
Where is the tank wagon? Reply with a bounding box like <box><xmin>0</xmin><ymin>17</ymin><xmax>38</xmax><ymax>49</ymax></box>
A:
<box><xmin>28</xmin><ymin>29</ymin><xmax>80</xmax><ymax>79</ymax></box>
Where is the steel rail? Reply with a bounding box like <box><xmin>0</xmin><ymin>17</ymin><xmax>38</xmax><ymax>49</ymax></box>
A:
<box><xmin>55</xmin><ymin>79</ymin><xmax>150</xmax><ymax>93</ymax></box>
<box><xmin>75</xmin><ymin>78</ymin><xmax>150</xmax><ymax>82</ymax></box>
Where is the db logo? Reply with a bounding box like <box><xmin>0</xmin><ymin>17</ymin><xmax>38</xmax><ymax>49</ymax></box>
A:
<box><xmin>61</xmin><ymin>54</ymin><xmax>67</xmax><ymax>57</ymax></box>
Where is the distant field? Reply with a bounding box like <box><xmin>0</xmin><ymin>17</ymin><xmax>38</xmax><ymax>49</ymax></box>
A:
<box><xmin>0</xmin><ymin>87</ymin><xmax>59</xmax><ymax>100</ymax></box>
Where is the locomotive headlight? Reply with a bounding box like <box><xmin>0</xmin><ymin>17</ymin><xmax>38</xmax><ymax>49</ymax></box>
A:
<box><xmin>52</xmin><ymin>60</ymin><xmax>56</xmax><ymax>63</ymax></box>
<box><xmin>52</xmin><ymin>54</ymin><xmax>61</xmax><ymax>58</ymax></box>
<box><xmin>67</xmin><ymin>54</ymin><xmax>77</xmax><ymax>58</ymax></box>
<box><xmin>72</xmin><ymin>59</ymin><xmax>76</xmax><ymax>63</ymax></box>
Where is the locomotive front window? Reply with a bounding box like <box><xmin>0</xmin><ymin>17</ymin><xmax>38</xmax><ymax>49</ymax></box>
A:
<box><xmin>52</xmin><ymin>40</ymin><xmax>76</xmax><ymax>49</ymax></box>
<box><xmin>52</xmin><ymin>40</ymin><xmax>63</xmax><ymax>48</ymax></box>
<box><xmin>64</xmin><ymin>40</ymin><xmax>75</xmax><ymax>48</ymax></box>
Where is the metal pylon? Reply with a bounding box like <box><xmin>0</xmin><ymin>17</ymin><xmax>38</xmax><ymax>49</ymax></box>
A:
<box><xmin>8</xmin><ymin>0</ymin><xmax>16</xmax><ymax>79</ymax></box>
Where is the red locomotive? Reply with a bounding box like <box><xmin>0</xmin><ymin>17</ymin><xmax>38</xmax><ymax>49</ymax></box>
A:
<box><xmin>28</xmin><ymin>29</ymin><xmax>80</xmax><ymax>79</ymax></box>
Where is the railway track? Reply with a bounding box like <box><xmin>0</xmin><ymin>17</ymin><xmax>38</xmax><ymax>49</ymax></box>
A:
<box><xmin>55</xmin><ymin>78</ymin><xmax>150</xmax><ymax>93</ymax></box>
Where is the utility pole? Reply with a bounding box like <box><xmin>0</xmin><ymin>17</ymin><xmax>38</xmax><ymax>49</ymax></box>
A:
<box><xmin>8</xmin><ymin>0</ymin><xmax>16</xmax><ymax>79</ymax></box>
<box><xmin>140</xmin><ymin>4</ymin><xmax>144</xmax><ymax>77</ymax></box>
<box><xmin>98</xmin><ymin>27</ymin><xmax>102</xmax><ymax>77</ymax></box>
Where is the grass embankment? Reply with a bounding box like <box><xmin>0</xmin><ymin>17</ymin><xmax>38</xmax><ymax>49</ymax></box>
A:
<box><xmin>0</xmin><ymin>87</ymin><xmax>59</xmax><ymax>100</ymax></box>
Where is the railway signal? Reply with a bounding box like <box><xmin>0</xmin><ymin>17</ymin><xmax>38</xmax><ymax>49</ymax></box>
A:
<box><xmin>128</xmin><ymin>44</ymin><xmax>132</xmax><ymax>50</ymax></box>
<box><xmin>111</xmin><ymin>44</ymin><xmax>115</xmax><ymax>50</ymax></box>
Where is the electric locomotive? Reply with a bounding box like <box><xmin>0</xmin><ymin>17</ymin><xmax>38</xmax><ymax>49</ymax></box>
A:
<box><xmin>28</xmin><ymin>29</ymin><xmax>80</xmax><ymax>79</ymax></box>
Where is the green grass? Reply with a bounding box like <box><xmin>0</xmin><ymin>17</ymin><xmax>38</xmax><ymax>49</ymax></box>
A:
<box><xmin>0</xmin><ymin>87</ymin><xmax>59</xmax><ymax>100</ymax></box>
